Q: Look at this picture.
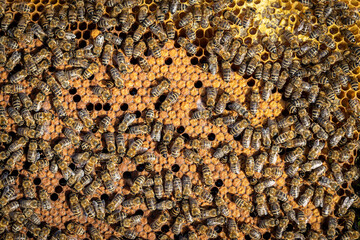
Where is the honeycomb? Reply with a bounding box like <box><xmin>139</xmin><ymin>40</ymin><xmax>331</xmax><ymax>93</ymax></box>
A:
<box><xmin>0</xmin><ymin>0</ymin><xmax>360</xmax><ymax>239</ymax></box>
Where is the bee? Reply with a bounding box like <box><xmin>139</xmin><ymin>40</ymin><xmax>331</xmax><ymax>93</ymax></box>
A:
<box><xmin>191</xmin><ymin>109</ymin><xmax>211</xmax><ymax>120</ymax></box>
<box><xmin>235</xmin><ymin>195</ymin><xmax>253</xmax><ymax>212</ymax></box>
<box><xmin>83</xmin><ymin>177</ymin><xmax>101</xmax><ymax>196</ymax></box>
<box><xmin>135</xmin><ymin>5</ymin><xmax>148</xmax><ymax>21</ymax></box>
<box><xmin>310</xmin><ymin>186</ymin><xmax>324</xmax><ymax>209</ymax></box>
<box><xmin>150</xmin><ymin>211</ymin><xmax>170</xmax><ymax>230</ymax></box>
<box><xmin>101</xmin><ymin>170</ymin><xmax>116</xmax><ymax>192</ymax></box>
<box><xmin>169</xmin><ymin>135</ymin><xmax>184</xmax><ymax>157</ymax></box>
<box><xmin>8</xmin><ymin>69</ymin><xmax>28</xmax><ymax>84</ymax></box>
<box><xmin>148</xmin><ymin>174</ymin><xmax>164</xmax><ymax>199</ymax></box>
<box><xmin>66</xmin><ymin>221</ymin><xmax>85</xmax><ymax>236</ymax></box>
<box><xmin>88</xmin><ymin>226</ymin><xmax>103</xmax><ymax>240</ymax></box>
<box><xmin>143</xmin><ymin>187</ymin><xmax>156</xmax><ymax>211</ymax></box>
<box><xmin>325</xmin><ymin>217</ymin><xmax>338</xmax><ymax>239</ymax></box>
<box><xmin>177</xmin><ymin>37</ymin><xmax>197</xmax><ymax>55</ymax></box>
<box><xmin>12</xmin><ymin>2</ymin><xmax>32</xmax><ymax>13</ymax></box>
<box><xmin>238</xmin><ymin>126</ymin><xmax>253</xmax><ymax>149</ymax></box>
<box><xmin>233</xmin><ymin>45</ymin><xmax>248</xmax><ymax>66</ymax></box>
<box><xmin>184</xmin><ymin>148</ymin><xmax>202</xmax><ymax>165</ymax></box>
<box><xmin>37</xmin><ymin>189</ymin><xmax>51</xmax><ymax>211</ymax></box>
<box><xmin>246</xmin><ymin>44</ymin><xmax>262</xmax><ymax>59</ymax></box>
<box><xmin>255</xmin><ymin>178</ymin><xmax>276</xmax><ymax>193</ymax></box>
<box><xmin>158</xmin><ymin>143</ymin><xmax>168</xmax><ymax>158</ymax></box>
<box><xmin>106</xmin><ymin>210</ymin><xmax>127</xmax><ymax>224</ymax></box>
<box><xmin>344</xmin><ymin>209</ymin><xmax>356</xmax><ymax>230</ymax></box>
<box><xmin>254</xmin><ymin>152</ymin><xmax>268</xmax><ymax>174</ymax></box>
<box><xmin>151</xmin><ymin>78</ymin><xmax>171</xmax><ymax>98</ymax></box>
<box><xmin>138</xmin><ymin>56</ymin><xmax>150</xmax><ymax>72</ymax></box>
<box><xmin>106</xmin><ymin>194</ymin><xmax>124</xmax><ymax>213</ymax></box>
<box><xmin>200</xmin><ymin>208</ymin><xmax>218</xmax><ymax>219</ymax></box>
<box><xmin>129</xmin><ymin>124</ymin><xmax>150</xmax><ymax>135</ymax></box>
<box><xmin>83</xmin><ymin>62</ymin><xmax>99</xmax><ymax>80</ymax></box>
<box><xmin>131</xmin><ymin>41</ymin><xmax>146</xmax><ymax>59</ymax></box>
<box><xmin>283</xmin><ymin>30</ymin><xmax>299</xmax><ymax>52</ymax></box>
<box><xmin>319</xmin><ymin>193</ymin><xmax>334</xmax><ymax>217</ymax></box>
<box><xmin>1</xmin><ymin>13</ymin><xmax>13</xmax><ymax>31</ymax></box>
<box><xmin>157</xmin><ymin>170</ymin><xmax>172</xmax><ymax>197</ymax></box>
<box><xmin>155</xmin><ymin>199</ymin><xmax>175</xmax><ymax>211</ymax></box>
<box><xmin>172</xmin><ymin>176</ymin><xmax>183</xmax><ymax>201</ymax></box>
<box><xmin>67</xmin><ymin>192</ymin><xmax>82</xmax><ymax>216</ymax></box>
<box><xmin>249</xmin><ymin>127</ymin><xmax>261</xmax><ymax>150</ymax></box>
<box><xmin>145</xmin><ymin>38</ymin><xmax>161</xmax><ymax>59</ymax></box>
<box><xmin>121</xmin><ymin>214</ymin><xmax>142</xmax><ymax>229</ymax></box>
<box><xmin>222</xmin><ymin>10</ymin><xmax>242</xmax><ymax>27</ymax></box>
<box><xmin>165</xmin><ymin>21</ymin><xmax>176</xmax><ymax>40</ymax></box>
<box><xmin>129</xmin><ymin>175</ymin><xmax>145</xmax><ymax>195</ymax></box>
<box><xmin>330</xmin><ymin>162</ymin><xmax>344</xmax><ymax>185</ymax></box>
<box><xmin>170</xmin><ymin>214</ymin><xmax>185</xmax><ymax>235</ymax></box>
<box><xmin>200</xmin><ymin>88</ymin><xmax>216</xmax><ymax>110</ymax></box>
<box><xmin>297</xmin><ymin>186</ymin><xmax>314</xmax><ymax>207</ymax></box>
<box><xmin>228</xmin><ymin>102</ymin><xmax>249</xmax><ymax>118</ymax></box>
<box><xmin>0</xmin><ymin>106</ymin><xmax>8</xmax><ymax>129</ymax></box>
<box><xmin>127</xmin><ymin>138</ymin><xmax>143</xmax><ymax>158</ymax></box>
<box><xmin>202</xmin><ymin>164</ymin><xmax>213</xmax><ymax>186</ymax></box>
<box><xmin>227</xmin><ymin>218</ymin><xmax>239</xmax><ymax>239</ymax></box>
<box><xmin>240</xmin><ymin>224</ymin><xmax>261</xmax><ymax>240</ymax></box>
<box><xmin>341</xmin><ymin>231</ymin><xmax>360</xmax><ymax>240</ymax></box>
<box><xmin>151</xmin><ymin>121</ymin><xmax>164</xmax><ymax>143</ymax></box>
<box><xmin>259</xmin><ymin>218</ymin><xmax>279</xmax><ymax>229</ymax></box>
<box><xmin>189</xmin><ymin>138</ymin><xmax>211</xmax><ymax>150</ymax></box>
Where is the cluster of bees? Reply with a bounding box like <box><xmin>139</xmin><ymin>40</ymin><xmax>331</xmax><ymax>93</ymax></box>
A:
<box><xmin>0</xmin><ymin>0</ymin><xmax>359</xmax><ymax>239</ymax></box>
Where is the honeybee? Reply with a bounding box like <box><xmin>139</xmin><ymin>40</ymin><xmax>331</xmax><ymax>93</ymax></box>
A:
<box><xmin>106</xmin><ymin>194</ymin><xmax>124</xmax><ymax>213</ymax></box>
<box><xmin>144</xmin><ymin>38</ymin><xmax>161</xmax><ymax>59</ymax></box>
<box><xmin>151</xmin><ymin>78</ymin><xmax>171</xmax><ymax>98</ymax></box>
<box><xmin>189</xmin><ymin>138</ymin><xmax>211</xmax><ymax>150</ymax></box>
<box><xmin>212</xmin><ymin>115</ymin><xmax>237</xmax><ymax>128</ymax></box>
<box><xmin>65</xmin><ymin>221</ymin><xmax>85</xmax><ymax>236</ymax></box>
<box><xmin>12</xmin><ymin>2</ymin><xmax>32</xmax><ymax>13</ymax></box>
<box><xmin>341</xmin><ymin>231</ymin><xmax>360</xmax><ymax>240</ymax></box>
<box><xmin>129</xmin><ymin>175</ymin><xmax>145</xmax><ymax>195</ymax></box>
<box><xmin>102</xmin><ymin>170</ymin><xmax>116</xmax><ymax>192</ymax></box>
<box><xmin>177</xmin><ymin>37</ymin><xmax>197</xmax><ymax>55</ymax></box>
<box><xmin>158</xmin><ymin>143</ymin><xmax>168</xmax><ymax>158</ymax></box>
<box><xmin>173</xmin><ymin>176</ymin><xmax>183</xmax><ymax>201</ymax></box>
<box><xmin>321</xmin><ymin>193</ymin><xmax>334</xmax><ymax>217</ymax></box>
<box><xmin>211</xmin><ymin>91</ymin><xmax>229</xmax><ymax>115</ymax></box>
<box><xmin>344</xmin><ymin>166</ymin><xmax>360</xmax><ymax>182</ymax></box>
<box><xmin>82</xmin><ymin>62</ymin><xmax>99</xmax><ymax>79</ymax></box>
<box><xmin>143</xmin><ymin>187</ymin><xmax>156</xmax><ymax>211</ymax></box>
<box><xmin>129</xmin><ymin>124</ymin><xmax>150</xmax><ymax>135</ymax></box>
<box><xmin>150</xmin><ymin>211</ymin><xmax>170</xmax><ymax>230</ymax></box>
<box><xmin>192</xmin><ymin>109</ymin><xmax>212</xmax><ymax>120</ymax></box>
<box><xmin>298</xmin><ymin>186</ymin><xmax>314</xmax><ymax>207</ymax></box>
<box><xmin>254</xmin><ymin>178</ymin><xmax>276</xmax><ymax>193</ymax></box>
<box><xmin>234</xmin><ymin>195</ymin><xmax>253</xmax><ymax>212</ymax></box>
<box><xmin>8</xmin><ymin>137</ymin><xmax>27</xmax><ymax>153</ymax></box>
<box><xmin>170</xmin><ymin>135</ymin><xmax>185</xmax><ymax>157</ymax></box>
<box><xmin>254</xmin><ymin>152</ymin><xmax>268</xmax><ymax>174</ymax></box>
<box><xmin>246</xmin><ymin>55</ymin><xmax>260</xmax><ymax>76</ymax></box>
<box><xmin>228</xmin><ymin>102</ymin><xmax>249</xmax><ymax>118</ymax></box>
<box><xmin>88</xmin><ymin>225</ymin><xmax>103</xmax><ymax>240</ymax></box>
<box><xmin>38</xmin><ymin>189</ymin><xmax>51</xmax><ymax>210</ymax></box>
<box><xmin>202</xmin><ymin>164</ymin><xmax>213</xmax><ymax>186</ymax></box>
<box><xmin>162</xmin><ymin>170</ymin><xmax>173</xmax><ymax>197</ymax></box>
<box><xmin>118</xmin><ymin>114</ymin><xmax>135</xmax><ymax>134</ymax></box>
<box><xmin>184</xmin><ymin>149</ymin><xmax>202</xmax><ymax>165</ymax></box>
<box><xmin>117</xmin><ymin>212</ymin><xmax>141</xmax><ymax>228</ymax></box>
<box><xmin>344</xmin><ymin>209</ymin><xmax>356</xmax><ymax>230</ymax></box>
<box><xmin>200</xmin><ymin>208</ymin><xmax>218</xmax><ymax>219</ymax></box>
<box><xmin>166</xmin><ymin>21</ymin><xmax>176</xmax><ymax>39</ymax></box>
<box><xmin>239</xmin><ymin>62</ymin><xmax>247</xmax><ymax>76</ymax></box>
